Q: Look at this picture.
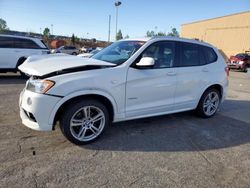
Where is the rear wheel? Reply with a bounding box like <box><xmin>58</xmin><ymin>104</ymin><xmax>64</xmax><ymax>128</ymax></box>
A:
<box><xmin>196</xmin><ymin>88</ymin><xmax>220</xmax><ymax>118</ymax></box>
<box><xmin>60</xmin><ymin>99</ymin><xmax>109</xmax><ymax>145</ymax></box>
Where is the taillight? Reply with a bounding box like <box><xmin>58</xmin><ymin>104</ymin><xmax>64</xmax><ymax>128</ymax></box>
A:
<box><xmin>225</xmin><ymin>66</ymin><xmax>229</xmax><ymax>77</ymax></box>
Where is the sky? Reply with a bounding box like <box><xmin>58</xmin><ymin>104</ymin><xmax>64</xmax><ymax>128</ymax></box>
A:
<box><xmin>0</xmin><ymin>0</ymin><xmax>249</xmax><ymax>41</ymax></box>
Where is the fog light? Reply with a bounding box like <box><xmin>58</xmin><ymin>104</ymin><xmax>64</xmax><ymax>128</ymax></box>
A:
<box><xmin>27</xmin><ymin>97</ymin><xmax>32</xmax><ymax>105</ymax></box>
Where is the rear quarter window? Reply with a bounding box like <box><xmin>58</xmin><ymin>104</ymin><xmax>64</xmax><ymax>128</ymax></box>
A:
<box><xmin>202</xmin><ymin>46</ymin><xmax>218</xmax><ymax>64</ymax></box>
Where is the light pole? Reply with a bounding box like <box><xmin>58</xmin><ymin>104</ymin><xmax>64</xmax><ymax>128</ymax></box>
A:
<box><xmin>108</xmin><ymin>15</ymin><xmax>111</xmax><ymax>42</ymax></box>
<box><xmin>51</xmin><ymin>24</ymin><xmax>53</xmax><ymax>36</ymax></box>
<box><xmin>114</xmin><ymin>1</ymin><xmax>122</xmax><ymax>40</ymax></box>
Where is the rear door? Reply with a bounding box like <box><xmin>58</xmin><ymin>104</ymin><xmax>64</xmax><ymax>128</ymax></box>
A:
<box><xmin>173</xmin><ymin>42</ymin><xmax>209</xmax><ymax>110</ymax></box>
<box><xmin>126</xmin><ymin>41</ymin><xmax>178</xmax><ymax>118</ymax></box>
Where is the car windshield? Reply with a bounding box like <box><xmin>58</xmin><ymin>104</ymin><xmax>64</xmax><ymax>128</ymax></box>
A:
<box><xmin>92</xmin><ymin>40</ymin><xmax>145</xmax><ymax>65</ymax></box>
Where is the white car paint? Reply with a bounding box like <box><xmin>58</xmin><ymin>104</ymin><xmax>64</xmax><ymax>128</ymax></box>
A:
<box><xmin>0</xmin><ymin>34</ymin><xmax>49</xmax><ymax>71</ymax></box>
<box><xmin>19</xmin><ymin>55</ymin><xmax>116</xmax><ymax>76</ymax></box>
<box><xmin>19</xmin><ymin>37</ymin><xmax>228</xmax><ymax>132</ymax></box>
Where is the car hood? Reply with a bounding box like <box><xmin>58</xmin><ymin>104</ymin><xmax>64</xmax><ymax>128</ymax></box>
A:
<box><xmin>18</xmin><ymin>54</ymin><xmax>116</xmax><ymax>77</ymax></box>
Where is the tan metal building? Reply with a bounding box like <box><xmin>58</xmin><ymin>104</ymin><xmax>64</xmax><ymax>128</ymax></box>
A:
<box><xmin>181</xmin><ymin>11</ymin><xmax>250</xmax><ymax>58</ymax></box>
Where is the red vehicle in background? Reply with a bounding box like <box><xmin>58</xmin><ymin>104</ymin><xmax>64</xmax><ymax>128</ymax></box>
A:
<box><xmin>227</xmin><ymin>53</ymin><xmax>250</xmax><ymax>72</ymax></box>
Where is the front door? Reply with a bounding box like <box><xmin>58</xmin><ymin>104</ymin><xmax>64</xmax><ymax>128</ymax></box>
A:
<box><xmin>126</xmin><ymin>41</ymin><xmax>177</xmax><ymax>118</ymax></box>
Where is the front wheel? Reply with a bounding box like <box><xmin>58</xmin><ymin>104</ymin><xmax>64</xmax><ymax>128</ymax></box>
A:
<box><xmin>196</xmin><ymin>89</ymin><xmax>220</xmax><ymax>118</ymax></box>
<box><xmin>60</xmin><ymin>99</ymin><xmax>109</xmax><ymax>145</ymax></box>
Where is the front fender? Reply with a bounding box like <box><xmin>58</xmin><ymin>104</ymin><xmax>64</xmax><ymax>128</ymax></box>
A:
<box><xmin>48</xmin><ymin>89</ymin><xmax>118</xmax><ymax>125</ymax></box>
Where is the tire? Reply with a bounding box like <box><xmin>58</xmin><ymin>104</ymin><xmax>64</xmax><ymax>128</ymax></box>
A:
<box><xmin>16</xmin><ymin>58</ymin><xmax>29</xmax><ymax>79</ymax></box>
<box><xmin>60</xmin><ymin>99</ymin><xmax>109</xmax><ymax>145</ymax></box>
<box><xmin>72</xmin><ymin>52</ymin><xmax>77</xmax><ymax>55</ymax></box>
<box><xmin>196</xmin><ymin>88</ymin><xmax>220</xmax><ymax>118</ymax></box>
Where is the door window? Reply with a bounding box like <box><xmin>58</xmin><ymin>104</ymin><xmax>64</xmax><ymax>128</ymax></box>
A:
<box><xmin>0</xmin><ymin>36</ymin><xmax>14</xmax><ymax>48</ymax></box>
<box><xmin>13</xmin><ymin>38</ymin><xmax>40</xmax><ymax>49</ymax></box>
<box><xmin>136</xmin><ymin>41</ymin><xmax>176</xmax><ymax>68</ymax></box>
<box><xmin>180</xmin><ymin>43</ymin><xmax>200</xmax><ymax>67</ymax></box>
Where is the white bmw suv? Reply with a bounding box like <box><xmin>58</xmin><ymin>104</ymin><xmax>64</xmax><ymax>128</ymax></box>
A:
<box><xmin>19</xmin><ymin>37</ymin><xmax>229</xmax><ymax>145</ymax></box>
<box><xmin>0</xmin><ymin>34</ymin><xmax>49</xmax><ymax>75</ymax></box>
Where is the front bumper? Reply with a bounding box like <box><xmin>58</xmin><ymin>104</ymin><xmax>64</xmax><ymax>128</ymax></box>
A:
<box><xmin>227</xmin><ymin>64</ymin><xmax>243</xmax><ymax>69</ymax></box>
<box><xmin>19</xmin><ymin>89</ymin><xmax>61</xmax><ymax>131</ymax></box>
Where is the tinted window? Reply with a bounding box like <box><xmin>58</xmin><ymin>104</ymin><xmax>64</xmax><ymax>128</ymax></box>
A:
<box><xmin>203</xmin><ymin>46</ymin><xmax>217</xmax><ymax>64</ymax></box>
<box><xmin>0</xmin><ymin>36</ymin><xmax>13</xmax><ymax>48</ymax></box>
<box><xmin>138</xmin><ymin>41</ymin><xmax>175</xmax><ymax>68</ymax></box>
<box><xmin>13</xmin><ymin>38</ymin><xmax>40</xmax><ymax>49</ymax></box>
<box><xmin>180</xmin><ymin>43</ymin><xmax>200</xmax><ymax>66</ymax></box>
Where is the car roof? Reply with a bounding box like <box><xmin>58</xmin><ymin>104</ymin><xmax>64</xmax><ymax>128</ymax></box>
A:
<box><xmin>121</xmin><ymin>36</ymin><xmax>214</xmax><ymax>48</ymax></box>
<box><xmin>0</xmin><ymin>34</ymin><xmax>42</xmax><ymax>41</ymax></box>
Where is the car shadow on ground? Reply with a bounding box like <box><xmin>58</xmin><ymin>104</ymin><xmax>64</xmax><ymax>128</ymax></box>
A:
<box><xmin>0</xmin><ymin>74</ymin><xmax>27</xmax><ymax>85</ymax></box>
<box><xmin>84</xmin><ymin>99</ymin><xmax>250</xmax><ymax>152</ymax></box>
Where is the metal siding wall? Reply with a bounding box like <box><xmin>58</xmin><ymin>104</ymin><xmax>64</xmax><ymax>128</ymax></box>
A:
<box><xmin>181</xmin><ymin>12</ymin><xmax>250</xmax><ymax>58</ymax></box>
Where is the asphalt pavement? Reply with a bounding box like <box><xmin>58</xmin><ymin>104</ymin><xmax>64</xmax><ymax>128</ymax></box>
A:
<box><xmin>0</xmin><ymin>71</ymin><xmax>249</xmax><ymax>188</ymax></box>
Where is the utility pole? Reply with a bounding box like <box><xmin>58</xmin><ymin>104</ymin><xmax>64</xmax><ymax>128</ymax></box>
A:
<box><xmin>51</xmin><ymin>24</ymin><xmax>53</xmax><ymax>35</ymax></box>
<box><xmin>114</xmin><ymin>1</ymin><xmax>122</xmax><ymax>40</ymax></box>
<box><xmin>108</xmin><ymin>15</ymin><xmax>111</xmax><ymax>42</ymax></box>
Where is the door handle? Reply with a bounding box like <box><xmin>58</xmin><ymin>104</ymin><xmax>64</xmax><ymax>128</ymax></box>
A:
<box><xmin>202</xmin><ymin>68</ymin><xmax>209</xmax><ymax>72</ymax></box>
<box><xmin>166</xmin><ymin>71</ymin><xmax>176</xmax><ymax>76</ymax></box>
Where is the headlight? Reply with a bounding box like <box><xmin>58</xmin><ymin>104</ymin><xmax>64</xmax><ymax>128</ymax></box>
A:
<box><xmin>238</xmin><ymin>61</ymin><xmax>244</xmax><ymax>65</ymax></box>
<box><xmin>26</xmin><ymin>79</ymin><xmax>55</xmax><ymax>94</ymax></box>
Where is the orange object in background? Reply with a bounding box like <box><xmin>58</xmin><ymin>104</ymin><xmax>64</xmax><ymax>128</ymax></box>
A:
<box><xmin>50</xmin><ymin>40</ymin><xmax>66</xmax><ymax>49</ymax></box>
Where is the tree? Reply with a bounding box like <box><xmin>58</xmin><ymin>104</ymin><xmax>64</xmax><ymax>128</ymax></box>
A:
<box><xmin>43</xmin><ymin>27</ymin><xmax>50</xmax><ymax>37</ymax></box>
<box><xmin>124</xmin><ymin>34</ymin><xmax>129</xmax><ymax>39</ymax></box>
<box><xmin>116</xmin><ymin>29</ymin><xmax>123</xmax><ymax>40</ymax></box>
<box><xmin>0</xmin><ymin>18</ymin><xmax>9</xmax><ymax>31</ymax></box>
<box><xmin>146</xmin><ymin>30</ymin><xmax>166</xmax><ymax>37</ymax></box>
<box><xmin>71</xmin><ymin>33</ymin><xmax>76</xmax><ymax>44</ymax></box>
<box><xmin>167</xmin><ymin>28</ymin><xmax>179</xmax><ymax>37</ymax></box>
<box><xmin>157</xmin><ymin>31</ymin><xmax>166</xmax><ymax>36</ymax></box>
<box><xmin>146</xmin><ymin>30</ymin><xmax>155</xmax><ymax>37</ymax></box>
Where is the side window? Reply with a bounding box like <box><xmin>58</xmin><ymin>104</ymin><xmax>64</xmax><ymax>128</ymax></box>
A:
<box><xmin>202</xmin><ymin>46</ymin><xmax>218</xmax><ymax>64</ymax></box>
<box><xmin>139</xmin><ymin>41</ymin><xmax>175</xmax><ymax>68</ymax></box>
<box><xmin>0</xmin><ymin>36</ymin><xmax>13</xmax><ymax>48</ymax></box>
<box><xmin>13</xmin><ymin>38</ymin><xmax>40</xmax><ymax>49</ymax></box>
<box><xmin>180</xmin><ymin>43</ymin><xmax>200</xmax><ymax>67</ymax></box>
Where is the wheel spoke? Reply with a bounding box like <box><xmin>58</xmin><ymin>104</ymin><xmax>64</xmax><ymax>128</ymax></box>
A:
<box><xmin>91</xmin><ymin>125</ymin><xmax>99</xmax><ymax>132</ymax></box>
<box><xmin>92</xmin><ymin>113</ymin><xmax>104</xmax><ymax>122</ymax></box>
<box><xmin>71</xmin><ymin>119</ymin><xmax>83</xmax><ymax>127</ymax></box>
<box><xmin>89</xmin><ymin>127</ymin><xmax>98</xmax><ymax>135</ymax></box>
<box><xmin>77</xmin><ymin>126</ymin><xmax>85</xmax><ymax>137</ymax></box>
<box><xmin>203</xmin><ymin>102</ymin><xmax>209</xmax><ymax>108</ymax></box>
<box><xmin>80</xmin><ymin>128</ymin><xmax>87</xmax><ymax>139</ymax></box>
<box><xmin>208</xmin><ymin>93</ymin><xmax>212</xmax><ymax>100</ymax></box>
<box><xmin>83</xmin><ymin>107</ymin><xmax>90</xmax><ymax>118</ymax></box>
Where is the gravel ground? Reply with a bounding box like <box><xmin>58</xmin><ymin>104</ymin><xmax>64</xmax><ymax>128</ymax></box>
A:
<box><xmin>0</xmin><ymin>71</ymin><xmax>249</xmax><ymax>188</ymax></box>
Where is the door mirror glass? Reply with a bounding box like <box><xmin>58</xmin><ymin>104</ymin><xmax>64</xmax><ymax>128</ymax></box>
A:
<box><xmin>136</xmin><ymin>57</ymin><xmax>155</xmax><ymax>67</ymax></box>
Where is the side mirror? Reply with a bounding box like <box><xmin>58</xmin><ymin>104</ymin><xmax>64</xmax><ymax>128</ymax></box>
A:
<box><xmin>136</xmin><ymin>57</ymin><xmax>155</xmax><ymax>67</ymax></box>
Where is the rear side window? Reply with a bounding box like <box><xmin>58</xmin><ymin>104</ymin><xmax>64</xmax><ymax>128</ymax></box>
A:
<box><xmin>180</xmin><ymin>43</ymin><xmax>200</xmax><ymax>67</ymax></box>
<box><xmin>202</xmin><ymin>46</ymin><xmax>217</xmax><ymax>64</ymax></box>
<box><xmin>0</xmin><ymin>36</ymin><xmax>13</xmax><ymax>48</ymax></box>
<box><xmin>13</xmin><ymin>38</ymin><xmax>40</xmax><ymax>49</ymax></box>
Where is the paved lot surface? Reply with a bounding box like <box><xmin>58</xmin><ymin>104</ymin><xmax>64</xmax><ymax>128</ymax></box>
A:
<box><xmin>0</xmin><ymin>71</ymin><xmax>250</xmax><ymax>188</ymax></box>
